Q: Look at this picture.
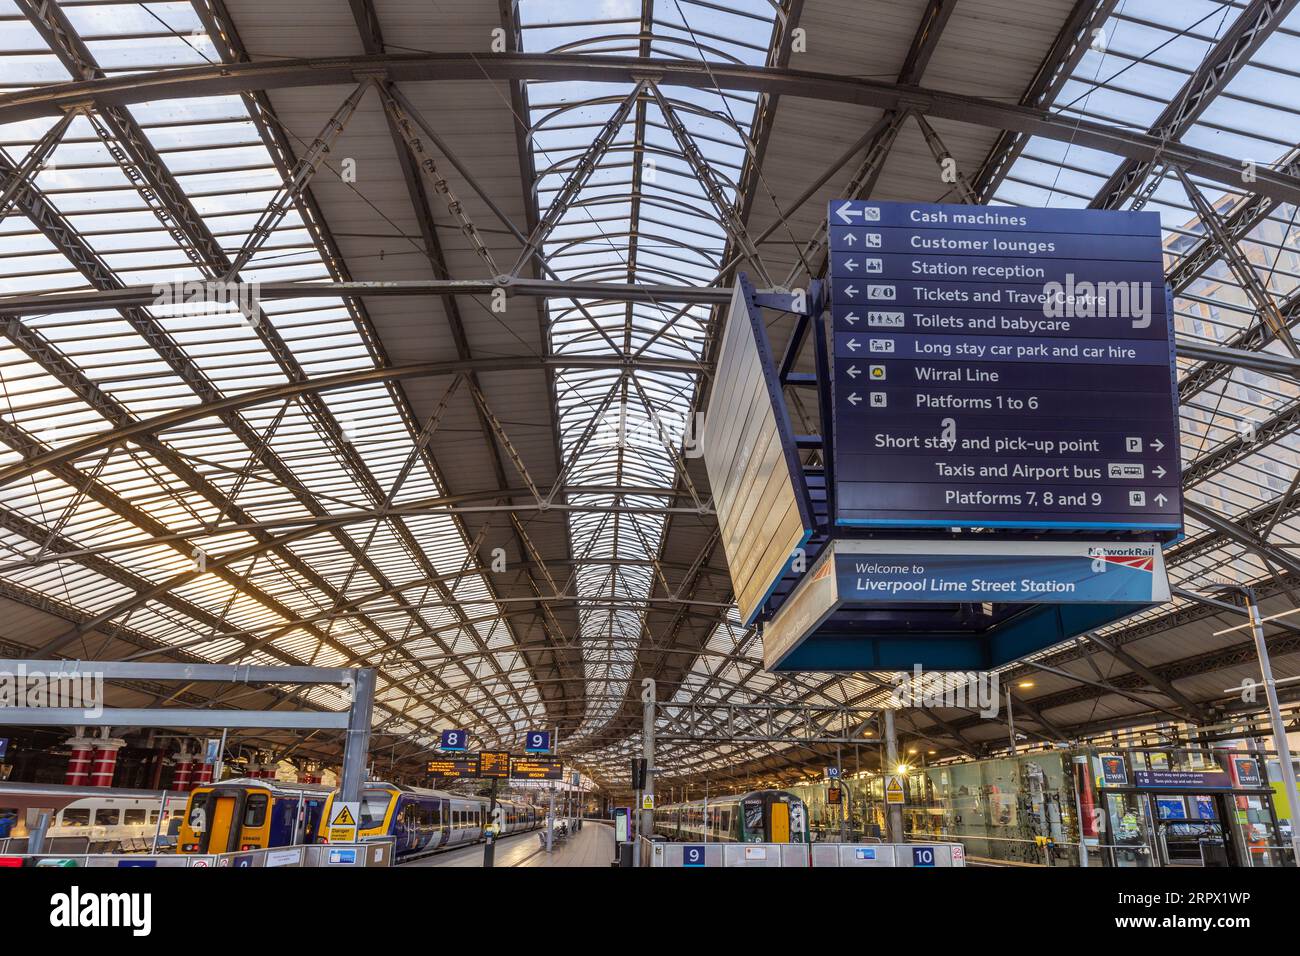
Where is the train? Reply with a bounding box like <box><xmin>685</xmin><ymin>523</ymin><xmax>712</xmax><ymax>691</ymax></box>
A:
<box><xmin>0</xmin><ymin>782</ymin><xmax>190</xmax><ymax>850</ymax></box>
<box><xmin>652</xmin><ymin>790</ymin><xmax>811</xmax><ymax>843</ymax></box>
<box><xmin>177</xmin><ymin>778</ymin><xmax>332</xmax><ymax>854</ymax></box>
<box><xmin>319</xmin><ymin>782</ymin><xmax>544</xmax><ymax>861</ymax></box>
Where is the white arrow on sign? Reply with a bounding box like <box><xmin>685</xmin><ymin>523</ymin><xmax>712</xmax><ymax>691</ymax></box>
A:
<box><xmin>848</xmin><ymin>392</ymin><xmax>862</xmax><ymax>406</ymax></box>
<box><xmin>1152</xmin><ymin>466</ymin><xmax>1166</xmax><ymax>478</ymax></box>
<box><xmin>1154</xmin><ymin>493</ymin><xmax>1168</xmax><ymax>506</ymax></box>
<box><xmin>836</xmin><ymin>203</ymin><xmax>862</xmax><ymax>224</ymax></box>
<box><xmin>843</xmin><ymin>312</ymin><xmax>860</xmax><ymax>325</ymax></box>
<box><xmin>847</xmin><ymin>365</ymin><xmax>861</xmax><ymax>378</ymax></box>
<box><xmin>844</xmin><ymin>233</ymin><xmax>857</xmax><ymax>245</ymax></box>
<box><xmin>845</xmin><ymin>259</ymin><xmax>858</xmax><ymax>271</ymax></box>
<box><xmin>846</xmin><ymin>338</ymin><xmax>860</xmax><ymax>351</ymax></box>
<box><xmin>843</xmin><ymin>285</ymin><xmax>858</xmax><ymax>298</ymax></box>
<box><xmin>1151</xmin><ymin>439</ymin><xmax>1164</xmax><ymax>451</ymax></box>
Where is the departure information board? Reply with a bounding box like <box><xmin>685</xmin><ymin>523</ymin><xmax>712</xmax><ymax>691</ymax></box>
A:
<box><xmin>827</xmin><ymin>200</ymin><xmax>1180</xmax><ymax>532</ymax></box>
<box><xmin>426</xmin><ymin>756</ymin><xmax>478</xmax><ymax>777</ymax></box>
<box><xmin>477</xmin><ymin>751</ymin><xmax>510</xmax><ymax>779</ymax></box>
<box><xmin>510</xmin><ymin>756</ymin><xmax>564</xmax><ymax>780</ymax></box>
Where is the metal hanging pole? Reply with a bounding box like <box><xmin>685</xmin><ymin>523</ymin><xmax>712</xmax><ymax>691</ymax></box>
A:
<box><xmin>1241</xmin><ymin>585</ymin><xmax>1300</xmax><ymax>864</ymax></box>
<box><xmin>883</xmin><ymin>709</ymin><xmax>904</xmax><ymax>843</ymax></box>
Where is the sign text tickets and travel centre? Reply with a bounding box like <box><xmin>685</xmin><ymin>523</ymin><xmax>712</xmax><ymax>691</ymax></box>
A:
<box><xmin>828</xmin><ymin>200</ymin><xmax>1180</xmax><ymax>532</ymax></box>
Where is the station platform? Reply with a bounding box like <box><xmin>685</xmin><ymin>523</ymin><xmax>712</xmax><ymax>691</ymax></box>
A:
<box><xmin>405</xmin><ymin>822</ymin><xmax>613</xmax><ymax>868</ymax></box>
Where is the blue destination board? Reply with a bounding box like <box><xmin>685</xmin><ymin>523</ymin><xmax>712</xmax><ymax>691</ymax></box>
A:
<box><xmin>828</xmin><ymin>199</ymin><xmax>1179</xmax><ymax>532</ymax></box>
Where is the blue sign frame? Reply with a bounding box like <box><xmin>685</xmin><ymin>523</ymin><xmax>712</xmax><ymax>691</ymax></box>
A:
<box><xmin>439</xmin><ymin>729</ymin><xmax>468</xmax><ymax>752</ymax></box>
<box><xmin>682</xmin><ymin>845</ymin><xmax>706</xmax><ymax>867</ymax></box>
<box><xmin>524</xmin><ymin>730</ymin><xmax>551</xmax><ymax>753</ymax></box>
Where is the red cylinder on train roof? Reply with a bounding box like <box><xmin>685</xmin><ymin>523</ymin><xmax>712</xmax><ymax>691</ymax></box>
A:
<box><xmin>64</xmin><ymin>737</ymin><xmax>95</xmax><ymax>787</ymax></box>
<box><xmin>172</xmin><ymin>754</ymin><xmax>194</xmax><ymax>791</ymax></box>
<box><xmin>89</xmin><ymin>738</ymin><xmax>125</xmax><ymax>788</ymax></box>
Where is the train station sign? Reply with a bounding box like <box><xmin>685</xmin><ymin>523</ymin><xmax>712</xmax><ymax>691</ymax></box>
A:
<box><xmin>426</xmin><ymin>756</ymin><xmax>479</xmax><ymax>777</ymax></box>
<box><xmin>477</xmin><ymin>751</ymin><xmax>510</xmax><ymax>779</ymax></box>
<box><xmin>524</xmin><ymin>730</ymin><xmax>551</xmax><ymax>753</ymax></box>
<box><xmin>828</xmin><ymin>199</ymin><xmax>1180</xmax><ymax>533</ymax></box>
<box><xmin>510</xmin><ymin>755</ymin><xmax>564</xmax><ymax>780</ymax></box>
<box><xmin>763</xmin><ymin>539</ymin><xmax>1170</xmax><ymax>671</ymax></box>
<box><xmin>439</xmin><ymin>729</ymin><xmax>468</xmax><ymax>751</ymax></box>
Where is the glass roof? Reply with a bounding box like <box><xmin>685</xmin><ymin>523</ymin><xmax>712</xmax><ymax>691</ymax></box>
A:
<box><xmin>1</xmin><ymin>0</ymin><xmax>1299</xmax><ymax>785</ymax></box>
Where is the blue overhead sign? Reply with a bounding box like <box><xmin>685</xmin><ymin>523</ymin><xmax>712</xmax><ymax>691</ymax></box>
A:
<box><xmin>439</xmin><ymin>729</ymin><xmax>468</xmax><ymax>751</ymax></box>
<box><xmin>827</xmin><ymin>199</ymin><xmax>1180</xmax><ymax>533</ymax></box>
<box><xmin>524</xmin><ymin>730</ymin><xmax>551</xmax><ymax>753</ymax></box>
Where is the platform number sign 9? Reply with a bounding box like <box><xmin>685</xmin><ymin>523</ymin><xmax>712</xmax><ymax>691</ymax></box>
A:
<box><xmin>525</xmin><ymin>730</ymin><xmax>551</xmax><ymax>753</ymax></box>
<box><xmin>912</xmin><ymin>846</ymin><xmax>936</xmax><ymax>868</ymax></box>
<box><xmin>440</xmin><ymin>729</ymin><xmax>468</xmax><ymax>751</ymax></box>
<box><xmin>683</xmin><ymin>845</ymin><xmax>706</xmax><ymax>867</ymax></box>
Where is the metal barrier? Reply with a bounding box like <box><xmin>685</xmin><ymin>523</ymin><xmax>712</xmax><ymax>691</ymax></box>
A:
<box><xmin>645</xmin><ymin>839</ymin><xmax>966</xmax><ymax>867</ymax></box>
<box><xmin>4</xmin><ymin>840</ymin><xmax>394</xmax><ymax>869</ymax></box>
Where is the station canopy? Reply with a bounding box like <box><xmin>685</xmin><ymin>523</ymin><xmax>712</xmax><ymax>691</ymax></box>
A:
<box><xmin>1</xmin><ymin>0</ymin><xmax>1299</xmax><ymax>787</ymax></box>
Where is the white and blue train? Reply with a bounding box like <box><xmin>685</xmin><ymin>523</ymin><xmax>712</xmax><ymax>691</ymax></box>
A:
<box><xmin>320</xmin><ymin>782</ymin><xmax>542</xmax><ymax>861</ymax></box>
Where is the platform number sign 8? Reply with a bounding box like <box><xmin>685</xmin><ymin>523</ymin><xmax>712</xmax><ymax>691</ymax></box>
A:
<box><xmin>440</xmin><ymin>729</ymin><xmax>468</xmax><ymax>751</ymax></box>
<box><xmin>683</xmin><ymin>845</ymin><xmax>706</xmax><ymax>867</ymax></box>
<box><xmin>912</xmin><ymin>846</ymin><xmax>936</xmax><ymax>868</ymax></box>
<box><xmin>525</xmin><ymin>730</ymin><xmax>551</xmax><ymax>753</ymax></box>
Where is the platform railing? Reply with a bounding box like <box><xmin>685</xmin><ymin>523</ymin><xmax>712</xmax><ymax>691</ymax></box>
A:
<box><xmin>1</xmin><ymin>839</ymin><xmax>394</xmax><ymax>869</ymax></box>
<box><xmin>641</xmin><ymin>838</ymin><xmax>966</xmax><ymax>867</ymax></box>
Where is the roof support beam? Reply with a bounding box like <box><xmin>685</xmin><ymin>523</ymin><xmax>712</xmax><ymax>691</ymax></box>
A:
<box><xmin>1090</xmin><ymin>0</ymin><xmax>1299</xmax><ymax>209</ymax></box>
<box><xmin>5</xmin><ymin>53</ymin><xmax>1299</xmax><ymax>206</ymax></box>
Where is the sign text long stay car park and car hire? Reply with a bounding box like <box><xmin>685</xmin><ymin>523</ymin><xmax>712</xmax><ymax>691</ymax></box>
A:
<box><xmin>701</xmin><ymin>201</ymin><xmax>1183</xmax><ymax>673</ymax></box>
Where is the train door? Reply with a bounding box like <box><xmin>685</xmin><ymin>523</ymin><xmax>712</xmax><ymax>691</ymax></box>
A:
<box><xmin>202</xmin><ymin>791</ymin><xmax>244</xmax><ymax>853</ymax></box>
<box><xmin>770</xmin><ymin>800</ymin><xmax>790</xmax><ymax>843</ymax></box>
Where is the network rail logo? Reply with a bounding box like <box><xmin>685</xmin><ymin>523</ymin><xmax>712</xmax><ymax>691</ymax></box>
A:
<box><xmin>889</xmin><ymin>664</ymin><xmax>999</xmax><ymax>718</ymax></box>
<box><xmin>0</xmin><ymin>664</ymin><xmax>103</xmax><ymax>718</ymax></box>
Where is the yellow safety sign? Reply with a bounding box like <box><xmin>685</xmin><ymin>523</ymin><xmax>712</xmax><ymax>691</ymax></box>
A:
<box><xmin>641</xmin><ymin>794</ymin><xmax>655</xmax><ymax>810</ymax></box>
<box><xmin>332</xmin><ymin>806</ymin><xmax>356</xmax><ymax>827</ymax></box>
<box><xmin>885</xmin><ymin>774</ymin><xmax>906</xmax><ymax>805</ymax></box>
<box><xmin>328</xmin><ymin>801</ymin><xmax>359</xmax><ymax>842</ymax></box>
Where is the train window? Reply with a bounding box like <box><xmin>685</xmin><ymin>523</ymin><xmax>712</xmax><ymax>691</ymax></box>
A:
<box><xmin>60</xmin><ymin>808</ymin><xmax>90</xmax><ymax>827</ymax></box>
<box><xmin>0</xmin><ymin>809</ymin><xmax>17</xmax><ymax>838</ymax></box>
<box><xmin>243</xmin><ymin>794</ymin><xmax>268</xmax><ymax>828</ymax></box>
<box><xmin>358</xmin><ymin>790</ymin><xmax>391</xmax><ymax>828</ymax></box>
<box><xmin>124</xmin><ymin>809</ymin><xmax>147</xmax><ymax>826</ymax></box>
<box><xmin>148</xmin><ymin>811</ymin><xmax>160</xmax><ymax>824</ymax></box>
<box><xmin>96</xmin><ymin>809</ymin><xmax>122</xmax><ymax>826</ymax></box>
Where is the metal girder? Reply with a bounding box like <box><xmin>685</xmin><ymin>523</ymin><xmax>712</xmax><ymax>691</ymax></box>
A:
<box><xmin>0</xmin><ymin>709</ymin><xmax>351</xmax><ymax>730</ymax></box>
<box><xmin>1091</xmin><ymin>0</ymin><xmax>1299</xmax><ymax>210</ymax></box>
<box><xmin>1184</xmin><ymin>500</ymin><xmax>1300</xmax><ymax>579</ymax></box>
<box><xmin>4</xmin><ymin>53</ymin><xmax>1299</xmax><ymax>206</ymax></box>
<box><xmin>0</xmin><ymin>659</ymin><xmax>357</xmax><ymax>685</ymax></box>
<box><xmin>1172</xmin><ymin>165</ymin><xmax>1300</xmax><ymax>358</ymax></box>
<box><xmin>1078</xmin><ymin>632</ymin><xmax>1211</xmax><ymax>722</ymax></box>
<box><xmin>0</xmin><ymin>107</ymin><xmax>75</xmax><ymax>218</ymax></box>
<box><xmin>974</xmin><ymin>0</ymin><xmax>1120</xmax><ymax>199</ymax></box>
<box><xmin>648</xmin><ymin>82</ymin><xmax>772</xmax><ymax>285</ymax></box>
<box><xmin>0</xmin><ymin>354</ymin><xmax>700</xmax><ymax>488</ymax></box>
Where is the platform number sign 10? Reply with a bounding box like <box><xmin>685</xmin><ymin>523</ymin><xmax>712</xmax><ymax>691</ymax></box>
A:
<box><xmin>525</xmin><ymin>730</ymin><xmax>551</xmax><ymax>753</ymax></box>
<box><xmin>440</xmin><ymin>729</ymin><xmax>468</xmax><ymax>751</ymax></box>
<box><xmin>912</xmin><ymin>846</ymin><xmax>936</xmax><ymax>868</ymax></box>
<box><xmin>683</xmin><ymin>845</ymin><xmax>706</xmax><ymax>867</ymax></box>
